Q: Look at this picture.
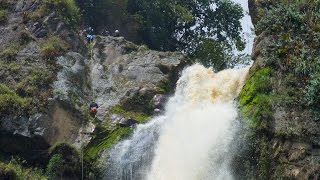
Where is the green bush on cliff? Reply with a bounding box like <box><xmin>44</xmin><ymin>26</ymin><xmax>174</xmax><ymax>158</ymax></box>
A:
<box><xmin>0</xmin><ymin>9</ymin><xmax>7</xmax><ymax>24</ymax></box>
<box><xmin>239</xmin><ymin>68</ymin><xmax>273</xmax><ymax>129</ymax></box>
<box><xmin>44</xmin><ymin>0</ymin><xmax>80</xmax><ymax>26</ymax></box>
<box><xmin>46</xmin><ymin>154</ymin><xmax>64</xmax><ymax>179</ymax></box>
<box><xmin>16</xmin><ymin>67</ymin><xmax>54</xmax><ymax>97</ymax></box>
<box><xmin>306</xmin><ymin>72</ymin><xmax>320</xmax><ymax>110</ymax></box>
<box><xmin>0</xmin><ymin>84</ymin><xmax>31</xmax><ymax>116</ymax></box>
<box><xmin>47</xmin><ymin>143</ymin><xmax>81</xmax><ymax>179</ymax></box>
<box><xmin>40</xmin><ymin>36</ymin><xmax>69</xmax><ymax>59</ymax></box>
<box><xmin>0</xmin><ymin>161</ymin><xmax>46</xmax><ymax>180</ymax></box>
<box><xmin>77</xmin><ymin>0</ymin><xmax>244</xmax><ymax>70</ymax></box>
<box><xmin>256</xmin><ymin>1</ymin><xmax>320</xmax><ymax>115</ymax></box>
<box><xmin>0</xmin><ymin>42</ymin><xmax>22</xmax><ymax>61</ymax></box>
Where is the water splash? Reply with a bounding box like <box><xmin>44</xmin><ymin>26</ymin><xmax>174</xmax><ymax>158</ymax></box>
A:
<box><xmin>146</xmin><ymin>64</ymin><xmax>248</xmax><ymax>180</ymax></box>
<box><xmin>101</xmin><ymin>64</ymin><xmax>249</xmax><ymax>180</ymax></box>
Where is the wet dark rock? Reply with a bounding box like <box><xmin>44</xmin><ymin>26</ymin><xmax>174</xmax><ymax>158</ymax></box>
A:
<box><xmin>110</xmin><ymin>114</ymin><xmax>138</xmax><ymax>127</ymax></box>
<box><xmin>152</xmin><ymin>94</ymin><xmax>168</xmax><ymax>110</ymax></box>
<box><xmin>119</xmin><ymin>118</ymin><xmax>139</xmax><ymax>127</ymax></box>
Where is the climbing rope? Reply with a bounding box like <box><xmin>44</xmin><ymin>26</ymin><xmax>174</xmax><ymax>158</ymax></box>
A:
<box><xmin>80</xmin><ymin>39</ymin><xmax>96</xmax><ymax>180</ymax></box>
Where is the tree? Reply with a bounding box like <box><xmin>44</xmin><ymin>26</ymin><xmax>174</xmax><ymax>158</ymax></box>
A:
<box><xmin>127</xmin><ymin>0</ymin><xmax>245</xmax><ymax>70</ymax></box>
<box><xmin>76</xmin><ymin>0</ymin><xmax>245</xmax><ymax>70</ymax></box>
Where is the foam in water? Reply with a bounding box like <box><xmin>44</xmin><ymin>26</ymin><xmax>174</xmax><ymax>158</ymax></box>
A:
<box><xmin>147</xmin><ymin>64</ymin><xmax>248</xmax><ymax>180</ymax></box>
<box><xmin>102</xmin><ymin>64</ymin><xmax>249</xmax><ymax>180</ymax></box>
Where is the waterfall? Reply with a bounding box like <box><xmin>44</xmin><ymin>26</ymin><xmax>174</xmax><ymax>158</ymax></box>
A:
<box><xmin>101</xmin><ymin>64</ymin><xmax>249</xmax><ymax>180</ymax></box>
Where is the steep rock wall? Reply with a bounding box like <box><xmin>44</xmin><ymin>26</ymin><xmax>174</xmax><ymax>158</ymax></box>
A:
<box><xmin>0</xmin><ymin>0</ymin><xmax>187</xmax><ymax>166</ymax></box>
<box><xmin>239</xmin><ymin>1</ymin><xmax>320</xmax><ymax>179</ymax></box>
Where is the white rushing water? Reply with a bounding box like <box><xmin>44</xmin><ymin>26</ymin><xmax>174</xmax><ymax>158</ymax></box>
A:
<box><xmin>102</xmin><ymin>1</ymin><xmax>254</xmax><ymax>179</ymax></box>
<box><xmin>147</xmin><ymin>65</ymin><xmax>249</xmax><ymax>180</ymax></box>
<box><xmin>102</xmin><ymin>64</ymin><xmax>249</xmax><ymax>180</ymax></box>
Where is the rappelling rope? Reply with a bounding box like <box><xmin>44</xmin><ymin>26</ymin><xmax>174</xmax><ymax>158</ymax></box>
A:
<box><xmin>80</xmin><ymin>37</ymin><xmax>95</xmax><ymax>180</ymax></box>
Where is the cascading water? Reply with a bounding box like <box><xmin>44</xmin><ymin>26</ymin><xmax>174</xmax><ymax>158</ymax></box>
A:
<box><xmin>101</xmin><ymin>64</ymin><xmax>249</xmax><ymax>180</ymax></box>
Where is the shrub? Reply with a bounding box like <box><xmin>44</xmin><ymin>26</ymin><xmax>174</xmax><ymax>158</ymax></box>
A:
<box><xmin>16</xmin><ymin>67</ymin><xmax>54</xmax><ymax>97</ymax></box>
<box><xmin>256</xmin><ymin>2</ymin><xmax>320</xmax><ymax>117</ymax></box>
<box><xmin>305</xmin><ymin>72</ymin><xmax>320</xmax><ymax>109</ymax></box>
<box><xmin>40</xmin><ymin>36</ymin><xmax>69</xmax><ymax>59</ymax></box>
<box><xmin>0</xmin><ymin>84</ymin><xmax>31</xmax><ymax>116</ymax></box>
<box><xmin>0</xmin><ymin>42</ymin><xmax>21</xmax><ymax>61</ymax></box>
<box><xmin>46</xmin><ymin>154</ymin><xmax>64</xmax><ymax>179</ymax></box>
<box><xmin>47</xmin><ymin>143</ymin><xmax>81</xmax><ymax>179</ymax></box>
<box><xmin>18</xmin><ymin>30</ymin><xmax>34</xmax><ymax>45</ymax></box>
<box><xmin>28</xmin><ymin>5</ymin><xmax>47</xmax><ymax>20</ymax></box>
<box><xmin>0</xmin><ymin>9</ymin><xmax>7</xmax><ymax>24</ymax></box>
<box><xmin>44</xmin><ymin>0</ymin><xmax>80</xmax><ymax>26</ymax></box>
<box><xmin>0</xmin><ymin>161</ymin><xmax>46</xmax><ymax>180</ymax></box>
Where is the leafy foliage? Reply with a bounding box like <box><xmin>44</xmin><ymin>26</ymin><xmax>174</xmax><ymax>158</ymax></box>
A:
<box><xmin>0</xmin><ymin>42</ymin><xmax>22</xmax><ymax>61</ymax></box>
<box><xmin>256</xmin><ymin>1</ymin><xmax>320</xmax><ymax>114</ymax></box>
<box><xmin>40</xmin><ymin>36</ymin><xmax>69</xmax><ymax>59</ymax></box>
<box><xmin>46</xmin><ymin>154</ymin><xmax>64</xmax><ymax>179</ymax></box>
<box><xmin>76</xmin><ymin>0</ymin><xmax>245</xmax><ymax>70</ymax></box>
<box><xmin>0</xmin><ymin>84</ymin><xmax>31</xmax><ymax>116</ymax></box>
<box><xmin>47</xmin><ymin>143</ymin><xmax>81</xmax><ymax>180</ymax></box>
<box><xmin>0</xmin><ymin>160</ymin><xmax>46</xmax><ymax>180</ymax></box>
<box><xmin>44</xmin><ymin>0</ymin><xmax>80</xmax><ymax>26</ymax></box>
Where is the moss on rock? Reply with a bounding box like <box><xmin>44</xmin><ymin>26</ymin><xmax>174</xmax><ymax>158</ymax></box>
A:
<box><xmin>110</xmin><ymin>105</ymin><xmax>150</xmax><ymax>122</ymax></box>
<box><xmin>84</xmin><ymin>126</ymin><xmax>132</xmax><ymax>160</ymax></box>
<box><xmin>239</xmin><ymin>67</ymin><xmax>273</xmax><ymax>129</ymax></box>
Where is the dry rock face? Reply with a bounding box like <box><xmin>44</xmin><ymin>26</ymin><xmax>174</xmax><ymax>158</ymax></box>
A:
<box><xmin>245</xmin><ymin>1</ymin><xmax>320</xmax><ymax>179</ymax></box>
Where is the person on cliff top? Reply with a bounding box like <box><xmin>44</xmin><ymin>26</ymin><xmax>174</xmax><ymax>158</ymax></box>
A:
<box><xmin>89</xmin><ymin>102</ymin><xmax>99</xmax><ymax>117</ymax></box>
<box><xmin>85</xmin><ymin>26</ymin><xmax>94</xmax><ymax>44</ymax></box>
<box><xmin>114</xmin><ymin>29</ymin><xmax>120</xmax><ymax>37</ymax></box>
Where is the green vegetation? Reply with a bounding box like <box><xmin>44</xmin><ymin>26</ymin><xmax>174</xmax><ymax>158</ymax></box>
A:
<box><xmin>0</xmin><ymin>9</ymin><xmax>7</xmax><ymax>24</ymax></box>
<box><xmin>85</xmin><ymin>126</ymin><xmax>132</xmax><ymax>160</ymax></box>
<box><xmin>29</xmin><ymin>0</ymin><xmax>80</xmax><ymax>27</ymax></box>
<box><xmin>0</xmin><ymin>31</ymin><xmax>33</xmax><ymax>61</ymax></box>
<box><xmin>44</xmin><ymin>0</ymin><xmax>80</xmax><ymax>26</ymax></box>
<box><xmin>29</xmin><ymin>5</ymin><xmax>47</xmax><ymax>20</ymax></box>
<box><xmin>0</xmin><ymin>160</ymin><xmax>46</xmax><ymax>180</ymax></box>
<box><xmin>77</xmin><ymin>0</ymin><xmax>244</xmax><ymax>70</ymax></box>
<box><xmin>40</xmin><ymin>36</ymin><xmax>69</xmax><ymax>59</ymax></box>
<box><xmin>239</xmin><ymin>68</ymin><xmax>273</xmax><ymax>129</ymax></box>
<box><xmin>256</xmin><ymin>1</ymin><xmax>320</xmax><ymax>117</ymax></box>
<box><xmin>18</xmin><ymin>30</ymin><xmax>34</xmax><ymax>45</ymax></box>
<box><xmin>0</xmin><ymin>84</ymin><xmax>31</xmax><ymax>116</ymax></box>
<box><xmin>0</xmin><ymin>61</ymin><xmax>21</xmax><ymax>76</ymax></box>
<box><xmin>46</xmin><ymin>143</ymin><xmax>81</xmax><ymax>179</ymax></box>
<box><xmin>46</xmin><ymin>154</ymin><xmax>64</xmax><ymax>179</ymax></box>
<box><xmin>0</xmin><ymin>42</ymin><xmax>22</xmax><ymax>61</ymax></box>
<box><xmin>111</xmin><ymin>105</ymin><xmax>150</xmax><ymax>122</ymax></box>
<box><xmin>16</xmin><ymin>67</ymin><xmax>54</xmax><ymax>97</ymax></box>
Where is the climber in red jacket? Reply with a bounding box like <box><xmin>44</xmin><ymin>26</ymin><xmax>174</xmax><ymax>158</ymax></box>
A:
<box><xmin>89</xmin><ymin>102</ymin><xmax>99</xmax><ymax>117</ymax></box>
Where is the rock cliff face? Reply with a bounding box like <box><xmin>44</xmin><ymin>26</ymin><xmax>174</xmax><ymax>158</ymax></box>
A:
<box><xmin>0</xmin><ymin>0</ymin><xmax>187</xmax><ymax>166</ymax></box>
<box><xmin>239</xmin><ymin>1</ymin><xmax>320</xmax><ymax>179</ymax></box>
